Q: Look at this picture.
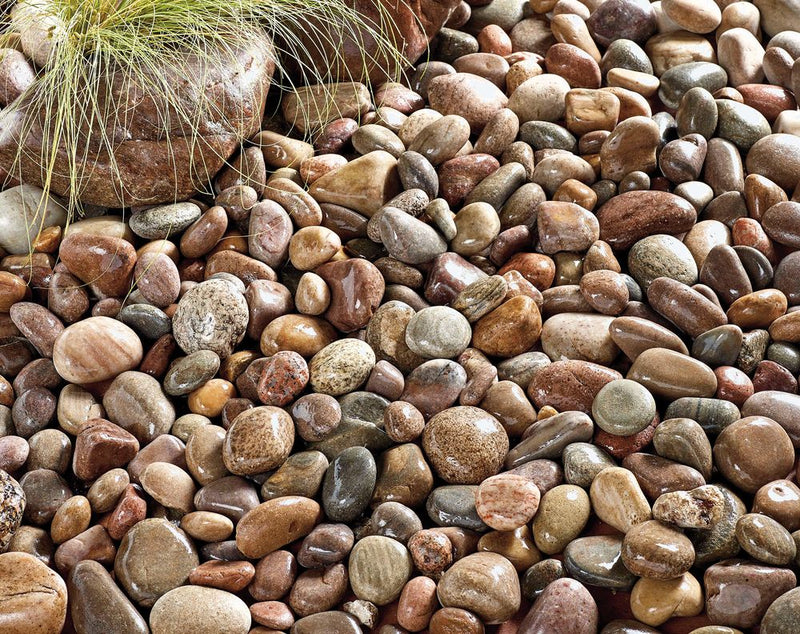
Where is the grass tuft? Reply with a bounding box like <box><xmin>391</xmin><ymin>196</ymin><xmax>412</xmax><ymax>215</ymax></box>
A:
<box><xmin>0</xmin><ymin>0</ymin><xmax>411</xmax><ymax>219</ymax></box>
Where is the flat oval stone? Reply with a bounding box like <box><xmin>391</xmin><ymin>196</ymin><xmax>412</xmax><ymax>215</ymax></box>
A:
<box><xmin>114</xmin><ymin>518</ymin><xmax>199</xmax><ymax>607</ymax></box>
<box><xmin>372</xmin><ymin>443</ymin><xmax>432</xmax><ymax>508</ymax></box>
<box><xmin>349</xmin><ymin>535</ymin><xmax>412</xmax><ymax>606</ymax></box>
<box><xmin>236</xmin><ymin>496</ymin><xmax>322</xmax><ymax>559</ymax></box>
<box><xmin>164</xmin><ymin>350</ymin><xmax>220</xmax><ymax>396</ymax></box>
<box><xmin>628</xmin><ymin>234</ymin><xmax>698</xmax><ymax>290</ymax></box>
<box><xmin>664</xmin><ymin>398</ymin><xmax>741</xmax><ymax>436</ymax></box>
<box><xmin>506</xmin><ymin>411</ymin><xmax>593</xmax><ymax>467</ymax></box>
<box><xmin>609</xmin><ymin>316</ymin><xmax>689</xmax><ymax>361</ymax></box>
<box><xmin>599</xmin><ymin>116</ymin><xmax>660</xmax><ymax>182</ymax></box>
<box><xmin>68</xmin><ymin>560</ymin><xmax>148</xmax><ymax>634</ymax></box>
<box><xmin>597</xmin><ymin>191</ymin><xmax>697</xmax><ymax>250</ymax></box>
<box><xmin>437</xmin><ymin>552</ymin><xmax>521</xmax><ymax>624</ymax></box>
<box><xmin>742</xmin><ymin>390</ymin><xmax>800</xmax><ymax>446</ymax></box>
<box><xmin>52</xmin><ymin>317</ymin><xmax>143</xmax><ymax>384</ymax></box>
<box><xmin>129</xmin><ymin>202</ymin><xmax>200</xmax><ymax>239</ymax></box>
<box><xmin>292</xmin><ymin>611</ymin><xmax>362</xmax><ymax>634</ymax></box>
<box><xmin>735</xmin><ymin>513</ymin><xmax>796</xmax><ymax>565</ymax></box>
<box><xmin>716</xmin><ymin>99</ymin><xmax>771</xmax><ymax>152</ymax></box>
<box><xmin>405</xmin><ymin>306</ymin><xmax>471</xmax><ymax>359</ymax></box>
<box><xmin>322</xmin><ymin>446</ymin><xmax>376</xmax><ymax>522</ymax></box>
<box><xmin>426</xmin><ymin>485</ymin><xmax>487</xmax><ymax>532</ymax></box>
<box><xmin>309</xmin><ymin>339</ymin><xmax>376</xmax><ymax>396</ymax></box>
<box><xmin>564</xmin><ymin>536</ymin><xmax>637</xmax><ymax>590</ymax></box>
<box><xmin>647</xmin><ymin>277</ymin><xmax>728</xmax><ymax>338</ymax></box>
<box><xmin>103</xmin><ymin>371</ymin><xmax>175</xmax><ymax>444</ymax></box>
<box><xmin>659</xmin><ymin>62</ymin><xmax>728</xmax><ymax>109</ymax></box>
<box><xmin>541</xmin><ymin>313</ymin><xmax>619</xmax><ymax>365</ymax></box>
<box><xmin>746</xmin><ymin>134</ymin><xmax>800</xmax><ymax>191</ymax></box>
<box><xmin>149</xmin><ymin>586</ymin><xmax>250</xmax><ymax>634</ymax></box>
<box><xmin>0</xmin><ymin>551</ymin><xmax>67</xmax><ymax>634</ymax></box>
<box><xmin>628</xmin><ymin>348</ymin><xmax>717</xmax><ymax>399</ymax></box>
<box><xmin>621</xmin><ymin>519</ymin><xmax>695</xmax><ymax>579</ymax></box>
<box><xmin>593</xmin><ymin>379</ymin><xmax>656</xmax><ymax>436</ymax></box>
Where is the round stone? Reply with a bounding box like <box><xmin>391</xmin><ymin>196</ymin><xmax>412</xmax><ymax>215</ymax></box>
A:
<box><xmin>475</xmin><ymin>473</ymin><xmax>541</xmax><ymax>531</ymax></box>
<box><xmin>761</xmin><ymin>587</ymin><xmax>800</xmax><ymax>634</ymax></box>
<box><xmin>713</xmin><ymin>416</ymin><xmax>795</xmax><ymax>493</ymax></box>
<box><xmin>309</xmin><ymin>339</ymin><xmax>376</xmax><ymax>396</ymax></box>
<box><xmin>621</xmin><ymin>519</ymin><xmax>695</xmax><ymax>579</ymax></box>
<box><xmin>592</xmin><ymin>379</ymin><xmax>657</xmax><ymax>436</ymax></box>
<box><xmin>422</xmin><ymin>406</ymin><xmax>509</xmax><ymax>484</ymax></box>
<box><xmin>349</xmin><ymin>535</ymin><xmax>413</xmax><ymax>606</ymax></box>
<box><xmin>437</xmin><ymin>552</ymin><xmax>521</xmax><ymax>624</ymax></box>
<box><xmin>405</xmin><ymin>306</ymin><xmax>472</xmax><ymax>359</ymax></box>
<box><xmin>173</xmin><ymin>279</ymin><xmax>249</xmax><ymax>358</ymax></box>
<box><xmin>149</xmin><ymin>586</ymin><xmax>250</xmax><ymax>634</ymax></box>
<box><xmin>222</xmin><ymin>406</ymin><xmax>295</xmax><ymax>476</ymax></box>
<box><xmin>114</xmin><ymin>518</ymin><xmax>199</xmax><ymax>607</ymax></box>
<box><xmin>52</xmin><ymin>316</ymin><xmax>143</xmax><ymax>384</ymax></box>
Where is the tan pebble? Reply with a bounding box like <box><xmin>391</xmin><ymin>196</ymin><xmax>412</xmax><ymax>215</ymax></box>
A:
<box><xmin>86</xmin><ymin>468</ymin><xmax>129</xmax><ymax>513</ymax></box>
<box><xmin>630</xmin><ymin>572</ymin><xmax>703</xmax><ymax>626</ymax></box>
<box><xmin>436</xmin><ymin>552</ymin><xmax>521</xmax><ymax>624</ymax></box>
<box><xmin>50</xmin><ymin>495</ymin><xmax>91</xmax><ymax>544</ymax></box>
<box><xmin>236</xmin><ymin>496</ymin><xmax>322</xmax><ymax>559</ymax></box>
<box><xmin>181</xmin><ymin>511</ymin><xmax>234</xmax><ymax>542</ymax></box>
<box><xmin>564</xmin><ymin>89</ymin><xmax>620</xmax><ymax>135</ymax></box>
<box><xmin>662</xmin><ymin>0</ymin><xmax>722</xmax><ymax>33</ymax></box>
<box><xmin>590</xmin><ymin>467</ymin><xmax>652</xmax><ymax>533</ymax></box>
<box><xmin>295</xmin><ymin>273</ymin><xmax>330</xmax><ymax>316</ymax></box>
<box><xmin>621</xmin><ymin>520</ymin><xmax>696</xmax><ymax>579</ymax></box>
<box><xmin>141</xmin><ymin>462</ymin><xmax>196</xmax><ymax>514</ymax></box>
<box><xmin>289</xmin><ymin>226</ymin><xmax>342</xmax><ymax>271</ymax></box>
<box><xmin>188</xmin><ymin>379</ymin><xmax>236</xmax><ymax>418</ymax></box>
<box><xmin>532</xmin><ymin>484</ymin><xmax>591</xmax><ymax>555</ymax></box>
<box><xmin>477</xmin><ymin>525</ymin><xmax>541</xmax><ymax>572</ymax></box>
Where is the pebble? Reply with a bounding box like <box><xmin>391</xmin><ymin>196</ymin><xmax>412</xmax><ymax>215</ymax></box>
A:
<box><xmin>114</xmin><ymin>518</ymin><xmax>199</xmax><ymax>607</ymax></box>
<box><xmin>222</xmin><ymin>406</ymin><xmax>294</xmax><ymax>476</ymax></box>
<box><xmin>309</xmin><ymin>339</ymin><xmax>376</xmax><ymax>396</ymax></box>
<box><xmin>705</xmin><ymin>560</ymin><xmax>797</xmax><ymax>629</ymax></box>
<box><xmin>472</xmin><ymin>296</ymin><xmax>542</xmax><ymax>358</ymax></box>
<box><xmin>405</xmin><ymin>306</ymin><xmax>472</xmax><ymax>359</ymax></box>
<box><xmin>422</xmin><ymin>406</ymin><xmax>508</xmax><ymax>484</ymax></box>
<box><xmin>149</xmin><ymin>586</ymin><xmax>250</xmax><ymax>634</ymax></box>
<box><xmin>322</xmin><ymin>446</ymin><xmax>376</xmax><ymax>522</ymax></box>
<box><xmin>428</xmin><ymin>73</ymin><xmax>508</xmax><ymax>131</ymax></box>
<box><xmin>735</xmin><ymin>513</ymin><xmax>796</xmax><ymax>565</ymax></box>
<box><xmin>236</xmin><ymin>496</ymin><xmax>321</xmax><ymax>559</ymax></box>
<box><xmin>630</xmin><ymin>573</ymin><xmax>704</xmax><ymax>627</ymax></box>
<box><xmin>103</xmin><ymin>371</ymin><xmax>175</xmax><ymax>443</ymax></box>
<box><xmin>518</xmin><ymin>578</ymin><xmax>598</xmax><ymax>634</ymax></box>
<box><xmin>713</xmin><ymin>416</ymin><xmax>795</xmax><ymax>492</ymax></box>
<box><xmin>52</xmin><ymin>317</ymin><xmax>143</xmax><ymax>384</ymax></box>
<box><xmin>563</xmin><ymin>536</ymin><xmax>637</xmax><ymax>590</ymax></box>
<box><xmin>68</xmin><ymin>559</ymin><xmax>148</xmax><ymax>634</ymax></box>
<box><xmin>532</xmin><ymin>484</ymin><xmax>591</xmax><ymax>555</ymax></box>
<box><xmin>627</xmin><ymin>348</ymin><xmax>717</xmax><ymax>400</ymax></box>
<box><xmin>349</xmin><ymin>535</ymin><xmax>412</xmax><ymax>605</ymax></box>
<box><xmin>590</xmin><ymin>466</ymin><xmax>652</xmax><ymax>533</ymax></box>
<box><xmin>172</xmin><ymin>279</ymin><xmax>248</xmax><ymax>358</ymax></box>
<box><xmin>437</xmin><ymin>552</ymin><xmax>520</xmax><ymax>624</ymax></box>
<box><xmin>475</xmin><ymin>473</ymin><xmax>540</xmax><ymax>531</ymax></box>
<box><xmin>379</xmin><ymin>208</ymin><xmax>447</xmax><ymax>265</ymax></box>
<box><xmin>761</xmin><ymin>587</ymin><xmax>800</xmax><ymax>634</ymax></box>
<box><xmin>621</xmin><ymin>519</ymin><xmax>695</xmax><ymax>579</ymax></box>
<box><xmin>0</xmin><ymin>551</ymin><xmax>68</xmax><ymax>634</ymax></box>
<box><xmin>592</xmin><ymin>379</ymin><xmax>656</xmax><ymax>436</ymax></box>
